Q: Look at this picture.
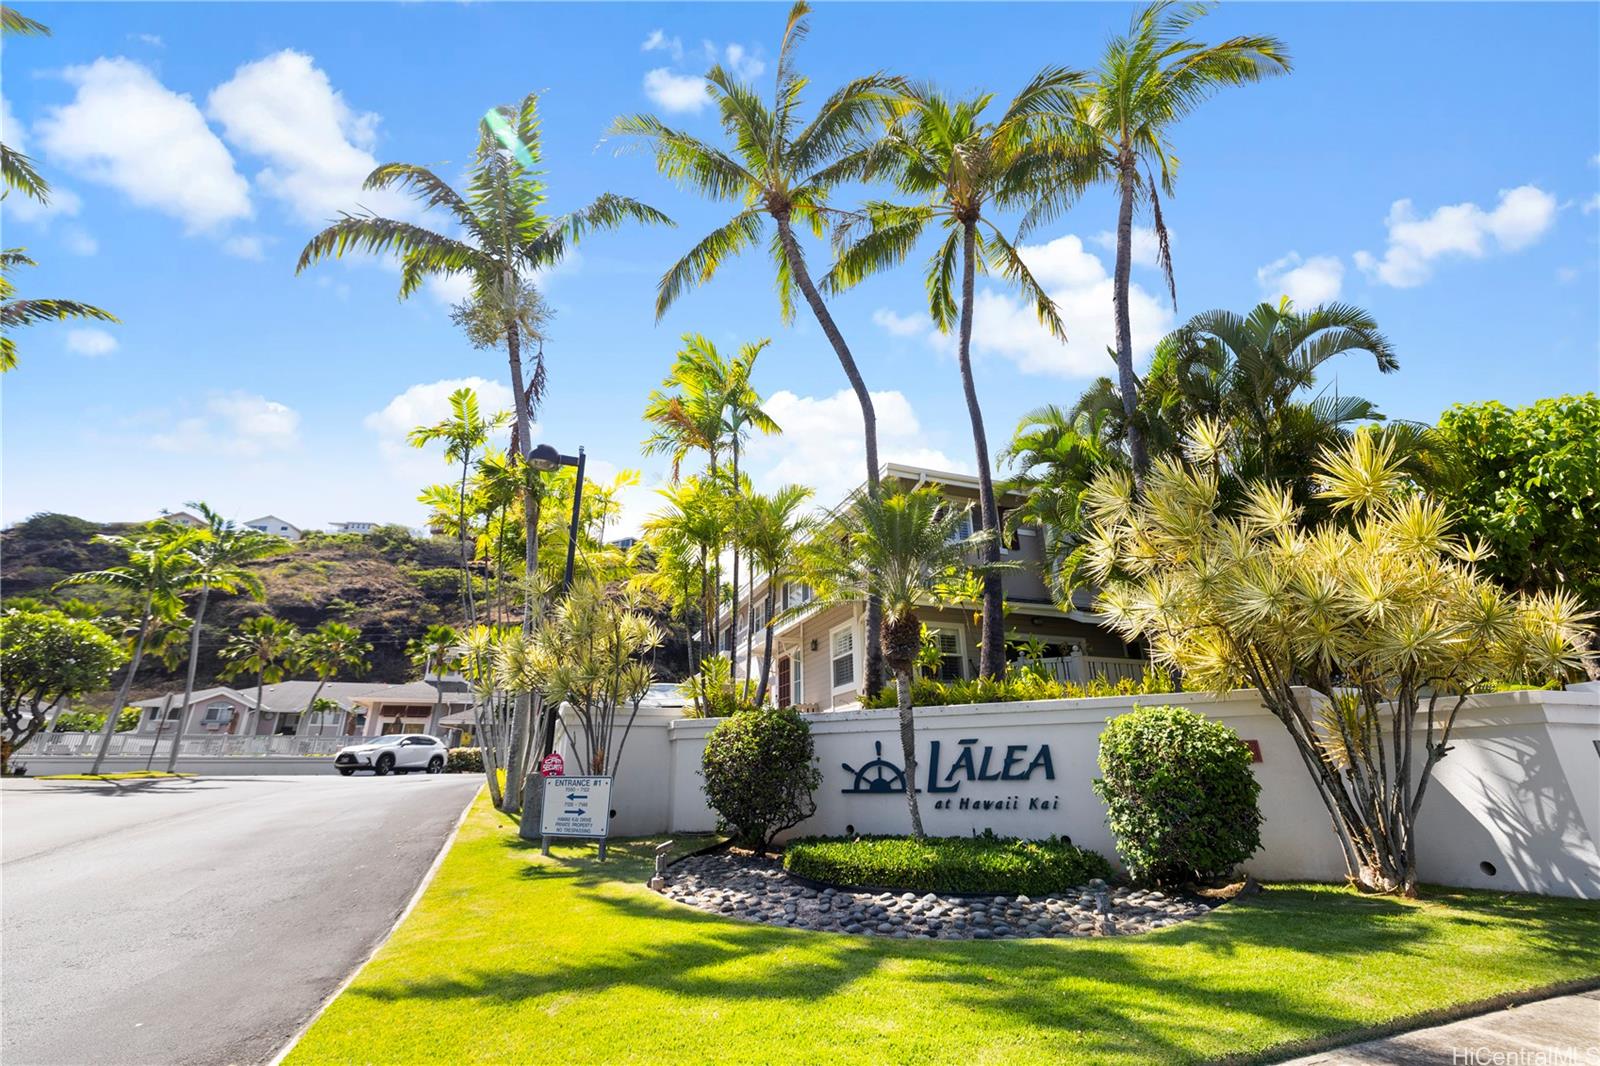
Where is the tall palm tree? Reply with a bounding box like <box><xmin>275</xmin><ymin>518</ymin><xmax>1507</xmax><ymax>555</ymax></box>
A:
<box><xmin>739</xmin><ymin>485</ymin><xmax>816</xmax><ymax>705</ymax></box>
<box><xmin>802</xmin><ymin>487</ymin><xmax>997</xmax><ymax>838</ymax></box>
<box><xmin>218</xmin><ymin>615</ymin><xmax>300</xmax><ymax>736</ymax></box>
<box><xmin>410</xmin><ymin>387</ymin><xmax>509</xmax><ymax>626</ymax></box>
<box><xmin>828</xmin><ymin>71</ymin><xmax>1091</xmax><ymax>678</ymax></box>
<box><xmin>55</xmin><ymin>525</ymin><xmax>199</xmax><ymax>773</ymax></box>
<box><xmin>294</xmin><ymin>621</ymin><xmax>372</xmax><ymax>736</ymax></box>
<box><xmin>612</xmin><ymin>1</ymin><xmax>898</xmax><ymax>695</ymax></box>
<box><xmin>166</xmin><ymin>505</ymin><xmax>284</xmax><ymax>771</ymax></box>
<box><xmin>642</xmin><ymin>476</ymin><xmax>730</xmax><ymax>714</ymax></box>
<box><xmin>1064</xmin><ymin>1</ymin><xmax>1290</xmax><ymax>478</ymax></box>
<box><xmin>298</xmin><ymin>92</ymin><xmax>669</xmax><ymax>629</ymax></box>
<box><xmin>408</xmin><ymin>624</ymin><xmax>462</xmax><ymax>734</ymax></box>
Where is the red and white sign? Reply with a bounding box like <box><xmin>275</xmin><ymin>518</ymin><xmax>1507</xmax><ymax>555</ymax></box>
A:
<box><xmin>539</xmin><ymin>753</ymin><xmax>565</xmax><ymax>777</ymax></box>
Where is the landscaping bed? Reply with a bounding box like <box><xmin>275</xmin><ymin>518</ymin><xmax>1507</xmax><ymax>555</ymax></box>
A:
<box><xmin>782</xmin><ymin>833</ymin><xmax>1114</xmax><ymax>896</ymax></box>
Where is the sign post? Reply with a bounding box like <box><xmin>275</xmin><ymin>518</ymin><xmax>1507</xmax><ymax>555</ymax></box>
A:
<box><xmin>539</xmin><ymin>775</ymin><xmax>613</xmax><ymax>861</ymax></box>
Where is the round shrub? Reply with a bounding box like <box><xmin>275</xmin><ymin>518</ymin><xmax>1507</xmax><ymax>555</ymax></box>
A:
<box><xmin>1094</xmin><ymin>705</ymin><xmax>1262</xmax><ymax>886</ymax></box>
<box><xmin>701</xmin><ymin>708</ymin><xmax>821</xmax><ymax>850</ymax></box>
<box><xmin>784</xmin><ymin>834</ymin><xmax>1113</xmax><ymax>895</ymax></box>
<box><xmin>446</xmin><ymin>747</ymin><xmax>484</xmax><ymax>774</ymax></box>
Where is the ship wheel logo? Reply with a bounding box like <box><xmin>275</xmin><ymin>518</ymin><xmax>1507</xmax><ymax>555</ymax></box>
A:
<box><xmin>840</xmin><ymin>741</ymin><xmax>912</xmax><ymax>794</ymax></box>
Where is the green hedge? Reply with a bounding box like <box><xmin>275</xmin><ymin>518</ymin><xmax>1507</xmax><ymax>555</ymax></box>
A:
<box><xmin>446</xmin><ymin>747</ymin><xmax>483</xmax><ymax>774</ymax></box>
<box><xmin>862</xmin><ymin>669</ymin><xmax>1174</xmax><ymax>709</ymax></box>
<box><xmin>783</xmin><ymin>834</ymin><xmax>1114</xmax><ymax>896</ymax></box>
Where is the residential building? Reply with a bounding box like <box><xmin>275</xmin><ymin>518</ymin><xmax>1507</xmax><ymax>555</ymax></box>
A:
<box><xmin>128</xmin><ymin>678</ymin><xmax>475</xmax><ymax>742</ymax></box>
<box><xmin>722</xmin><ymin>463</ymin><xmax>1150</xmax><ymax>710</ymax></box>
<box><xmin>330</xmin><ymin>521</ymin><xmax>379</xmax><ymax>534</ymax></box>
<box><xmin>157</xmin><ymin>510</ymin><xmax>206</xmax><ymax>529</ymax></box>
<box><xmin>243</xmin><ymin>515</ymin><xmax>303</xmax><ymax>540</ymax></box>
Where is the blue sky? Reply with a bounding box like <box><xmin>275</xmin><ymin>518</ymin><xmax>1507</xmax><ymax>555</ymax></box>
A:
<box><xmin>3</xmin><ymin>1</ymin><xmax>1597</xmax><ymax>534</ymax></box>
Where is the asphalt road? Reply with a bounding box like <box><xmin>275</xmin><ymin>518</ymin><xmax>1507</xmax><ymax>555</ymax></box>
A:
<box><xmin>1</xmin><ymin>773</ymin><xmax>482</xmax><ymax>1066</ymax></box>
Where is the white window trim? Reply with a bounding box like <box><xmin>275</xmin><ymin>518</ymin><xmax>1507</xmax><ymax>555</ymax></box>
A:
<box><xmin>927</xmin><ymin>625</ymin><xmax>969</xmax><ymax>680</ymax></box>
<box><xmin>828</xmin><ymin>619</ymin><xmax>857</xmax><ymax>696</ymax></box>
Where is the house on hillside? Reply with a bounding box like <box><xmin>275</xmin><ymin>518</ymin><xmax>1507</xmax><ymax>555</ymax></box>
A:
<box><xmin>330</xmin><ymin>521</ymin><xmax>379</xmax><ymax>534</ymax></box>
<box><xmin>128</xmin><ymin>678</ymin><xmax>474</xmax><ymax>742</ymax></box>
<box><xmin>243</xmin><ymin>515</ymin><xmax>302</xmax><ymax>540</ymax></box>
<box><xmin>157</xmin><ymin>511</ymin><xmax>206</xmax><ymax>529</ymax></box>
<box><xmin>721</xmin><ymin>463</ymin><xmax>1149</xmax><ymax>710</ymax></box>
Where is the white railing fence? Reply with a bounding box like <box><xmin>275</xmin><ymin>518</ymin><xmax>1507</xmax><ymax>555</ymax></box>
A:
<box><xmin>1022</xmin><ymin>654</ymin><xmax>1150</xmax><ymax>686</ymax></box>
<box><xmin>16</xmin><ymin>732</ymin><xmax>352</xmax><ymax>759</ymax></box>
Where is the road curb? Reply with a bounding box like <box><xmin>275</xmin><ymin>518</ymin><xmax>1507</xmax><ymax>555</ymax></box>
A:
<box><xmin>266</xmin><ymin>782</ymin><xmax>482</xmax><ymax>1066</ymax></box>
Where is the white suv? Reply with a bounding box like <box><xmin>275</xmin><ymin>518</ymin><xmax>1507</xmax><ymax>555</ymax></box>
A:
<box><xmin>334</xmin><ymin>734</ymin><xmax>448</xmax><ymax>776</ymax></box>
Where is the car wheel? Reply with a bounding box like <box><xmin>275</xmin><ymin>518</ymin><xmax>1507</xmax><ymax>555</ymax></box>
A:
<box><xmin>375</xmin><ymin>754</ymin><xmax>394</xmax><ymax>776</ymax></box>
<box><xmin>427</xmin><ymin>756</ymin><xmax>444</xmax><ymax>774</ymax></box>
<box><xmin>338</xmin><ymin>768</ymin><xmax>356</xmax><ymax>777</ymax></box>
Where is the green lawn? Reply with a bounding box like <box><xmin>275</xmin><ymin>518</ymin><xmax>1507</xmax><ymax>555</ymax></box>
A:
<box><xmin>287</xmin><ymin>792</ymin><xmax>1600</xmax><ymax>1066</ymax></box>
<box><xmin>36</xmin><ymin>770</ymin><xmax>192</xmax><ymax>781</ymax></box>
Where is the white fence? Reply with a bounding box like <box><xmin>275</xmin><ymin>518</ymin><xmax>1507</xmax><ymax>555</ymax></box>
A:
<box><xmin>17</xmin><ymin>731</ymin><xmax>353</xmax><ymax>759</ymax></box>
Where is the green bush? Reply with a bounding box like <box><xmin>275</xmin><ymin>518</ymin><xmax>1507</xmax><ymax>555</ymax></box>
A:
<box><xmin>701</xmin><ymin>708</ymin><xmax>820</xmax><ymax>849</ymax></box>
<box><xmin>783</xmin><ymin>833</ymin><xmax>1114</xmax><ymax>895</ymax></box>
<box><xmin>863</xmin><ymin>667</ymin><xmax>1174</xmax><ymax>709</ymax></box>
<box><xmin>52</xmin><ymin>708</ymin><xmax>140</xmax><ymax>733</ymax></box>
<box><xmin>446</xmin><ymin>747</ymin><xmax>484</xmax><ymax>774</ymax></box>
<box><xmin>1093</xmin><ymin>705</ymin><xmax>1262</xmax><ymax>886</ymax></box>
<box><xmin>409</xmin><ymin>567</ymin><xmax>465</xmax><ymax>599</ymax></box>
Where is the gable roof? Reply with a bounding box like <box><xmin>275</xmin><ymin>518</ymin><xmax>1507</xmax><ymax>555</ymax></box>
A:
<box><xmin>130</xmin><ymin>679</ymin><xmax>473</xmax><ymax>714</ymax></box>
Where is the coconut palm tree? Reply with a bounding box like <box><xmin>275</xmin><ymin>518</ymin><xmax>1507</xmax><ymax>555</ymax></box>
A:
<box><xmin>165</xmin><ymin>505</ymin><xmax>285</xmax><ymax>771</ymax></box>
<box><xmin>408</xmin><ymin>624</ymin><xmax>462</xmax><ymax>734</ymax></box>
<box><xmin>293</xmin><ymin>621</ymin><xmax>372</xmax><ymax>736</ymax></box>
<box><xmin>828</xmin><ymin>71</ymin><xmax>1093</xmax><ymax>678</ymax></box>
<box><xmin>1</xmin><ymin>249</ymin><xmax>118</xmax><ymax>372</ymax></box>
<box><xmin>410</xmin><ymin>387</ymin><xmax>509</xmax><ymax>626</ymax></box>
<box><xmin>611</xmin><ymin>1</ymin><xmax>898</xmax><ymax>695</ymax></box>
<box><xmin>642</xmin><ymin>476</ymin><xmax>731</xmax><ymax>714</ymax></box>
<box><xmin>218</xmin><ymin>615</ymin><xmax>300</xmax><ymax>736</ymax></box>
<box><xmin>802</xmin><ymin>487</ymin><xmax>998</xmax><ymax>838</ymax></box>
<box><xmin>55</xmin><ymin>525</ymin><xmax>199</xmax><ymax>773</ymax></box>
<box><xmin>1</xmin><ymin>7</ymin><xmax>51</xmax><ymax>203</ymax></box>
<box><xmin>297</xmin><ymin>92</ymin><xmax>669</xmax><ymax>628</ymax></box>
<box><xmin>1062</xmin><ymin>1</ymin><xmax>1290</xmax><ymax>478</ymax></box>
<box><xmin>738</xmin><ymin>485</ymin><xmax>816</xmax><ymax>705</ymax></box>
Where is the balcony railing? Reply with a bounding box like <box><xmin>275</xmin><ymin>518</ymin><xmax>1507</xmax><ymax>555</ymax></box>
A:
<box><xmin>1021</xmin><ymin>654</ymin><xmax>1150</xmax><ymax>686</ymax></box>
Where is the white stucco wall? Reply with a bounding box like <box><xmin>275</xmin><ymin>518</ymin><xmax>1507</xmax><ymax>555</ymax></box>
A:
<box><xmin>569</xmin><ymin>687</ymin><xmax>1600</xmax><ymax>897</ymax></box>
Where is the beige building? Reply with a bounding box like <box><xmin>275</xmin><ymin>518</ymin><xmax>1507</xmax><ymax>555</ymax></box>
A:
<box><xmin>722</xmin><ymin>463</ymin><xmax>1149</xmax><ymax>710</ymax></box>
<box><xmin>129</xmin><ymin>679</ymin><xmax>474</xmax><ymax>742</ymax></box>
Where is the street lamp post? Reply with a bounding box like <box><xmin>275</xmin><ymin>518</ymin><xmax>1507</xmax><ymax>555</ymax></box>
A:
<box><xmin>528</xmin><ymin>443</ymin><xmax>585</xmax><ymax>596</ymax></box>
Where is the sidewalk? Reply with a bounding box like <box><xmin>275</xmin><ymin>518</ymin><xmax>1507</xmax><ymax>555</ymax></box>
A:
<box><xmin>1278</xmin><ymin>990</ymin><xmax>1600</xmax><ymax>1064</ymax></box>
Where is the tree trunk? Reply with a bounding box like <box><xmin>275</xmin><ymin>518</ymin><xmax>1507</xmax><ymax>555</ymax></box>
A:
<box><xmin>457</xmin><ymin>451</ymin><xmax>477</xmax><ymax>627</ymax></box>
<box><xmin>165</xmin><ymin>585</ymin><xmax>211</xmax><ymax>773</ymax></box>
<box><xmin>958</xmin><ymin>221</ymin><xmax>1006</xmax><ymax>680</ymax></box>
<box><xmin>755</xmin><ymin>583</ymin><xmax>777</xmax><ymax>706</ymax></box>
<box><xmin>505</xmin><ymin>317</ymin><xmax>539</xmax><ymax>629</ymax></box>
<box><xmin>731</xmin><ymin>438</ymin><xmax>743</xmax><ymax>689</ymax></box>
<box><xmin>895</xmin><ymin>669</ymin><xmax>925</xmax><ymax>839</ymax></box>
<box><xmin>1113</xmin><ymin>159</ymin><xmax>1149</xmax><ymax>481</ymax></box>
<box><xmin>91</xmin><ymin>593</ymin><xmax>153</xmax><ymax>774</ymax></box>
<box><xmin>772</xmin><ymin>214</ymin><xmax>884</xmax><ymax>697</ymax></box>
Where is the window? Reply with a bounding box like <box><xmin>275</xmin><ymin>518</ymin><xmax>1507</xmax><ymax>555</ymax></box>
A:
<box><xmin>830</xmin><ymin>624</ymin><xmax>856</xmax><ymax>691</ymax></box>
<box><xmin>929</xmin><ymin>628</ymin><xmax>965</xmax><ymax>681</ymax></box>
<box><xmin>722</xmin><ymin>626</ymin><xmax>734</xmax><ymax>654</ymax></box>
<box><xmin>202</xmin><ymin>703</ymin><xmax>232</xmax><ymax>725</ymax></box>
<box><xmin>946</xmin><ymin>506</ymin><xmax>974</xmax><ymax>544</ymax></box>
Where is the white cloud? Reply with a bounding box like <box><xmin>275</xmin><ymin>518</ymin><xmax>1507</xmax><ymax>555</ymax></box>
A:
<box><xmin>1354</xmin><ymin>184</ymin><xmax>1558</xmax><ymax>287</ymax></box>
<box><xmin>1091</xmin><ymin>226</ymin><xmax>1168</xmax><ymax>269</ymax></box>
<box><xmin>722</xmin><ymin>43</ymin><xmax>765</xmax><ymax>80</ymax></box>
<box><xmin>222</xmin><ymin>235</ymin><xmax>266</xmax><ymax>260</ymax></box>
<box><xmin>4</xmin><ymin>185</ymin><xmax>82</xmax><ymax>225</ymax></box>
<box><xmin>425</xmin><ymin>270</ymin><xmax>475</xmax><ymax>308</ymax></box>
<box><xmin>208</xmin><ymin>50</ymin><xmax>406</xmax><ymax>226</ymax></box>
<box><xmin>62</xmin><ymin>227</ymin><xmax>98</xmax><ymax>256</ymax></box>
<box><xmin>1256</xmin><ymin>251</ymin><xmax>1344</xmax><ymax>307</ymax></box>
<box><xmin>363</xmin><ymin>377</ymin><xmax>517</xmax><ymax>480</ymax></box>
<box><xmin>1582</xmin><ymin>194</ymin><xmax>1600</xmax><ymax>216</ymax></box>
<box><xmin>641</xmin><ymin>29</ymin><xmax>683</xmax><ymax>61</ymax></box>
<box><xmin>642</xmin><ymin>68</ymin><xmax>709</xmax><ymax>114</ymax></box>
<box><xmin>2</xmin><ymin>92</ymin><xmax>27</xmax><ymax>152</ymax></box>
<box><xmin>65</xmin><ymin>328</ymin><xmax>117</xmax><ymax>356</ymax></box>
<box><xmin>741</xmin><ymin>388</ymin><xmax>969</xmax><ymax>507</ymax></box>
<box><xmin>149</xmin><ymin>392</ymin><xmax>300</xmax><ymax>456</ymax></box>
<box><xmin>872</xmin><ymin>234</ymin><xmax>1171</xmax><ymax>379</ymax></box>
<box><xmin>132</xmin><ymin>33</ymin><xmax>163</xmax><ymax>47</ymax></box>
<box><xmin>872</xmin><ymin>308</ymin><xmax>929</xmax><ymax>338</ymax></box>
<box><xmin>37</xmin><ymin>57</ymin><xmax>251</xmax><ymax>232</ymax></box>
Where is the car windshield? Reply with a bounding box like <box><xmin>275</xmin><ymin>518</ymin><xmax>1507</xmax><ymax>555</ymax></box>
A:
<box><xmin>365</xmin><ymin>735</ymin><xmax>406</xmax><ymax>746</ymax></box>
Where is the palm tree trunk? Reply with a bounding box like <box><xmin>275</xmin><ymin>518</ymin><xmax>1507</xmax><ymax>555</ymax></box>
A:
<box><xmin>895</xmin><ymin>668</ymin><xmax>925</xmax><ymax>839</ymax></box>
<box><xmin>755</xmin><ymin>584</ymin><xmax>777</xmax><ymax>706</ymax></box>
<box><xmin>958</xmin><ymin>221</ymin><xmax>1006</xmax><ymax>680</ymax></box>
<box><xmin>506</xmin><ymin>318</ymin><xmax>539</xmax><ymax>630</ymax></box>
<box><xmin>91</xmin><ymin>593</ymin><xmax>153</xmax><ymax>774</ymax></box>
<box><xmin>301</xmin><ymin>677</ymin><xmax>331</xmax><ymax>735</ymax></box>
<box><xmin>773</xmin><ymin>214</ymin><xmax>884</xmax><ymax>698</ymax></box>
<box><xmin>731</xmin><ymin>437</ymin><xmax>742</xmax><ymax>687</ymax></box>
<box><xmin>1113</xmin><ymin>159</ymin><xmax>1149</xmax><ymax>480</ymax></box>
<box><xmin>165</xmin><ymin>585</ymin><xmax>211</xmax><ymax>773</ymax></box>
<box><xmin>457</xmin><ymin>451</ymin><xmax>477</xmax><ymax>627</ymax></box>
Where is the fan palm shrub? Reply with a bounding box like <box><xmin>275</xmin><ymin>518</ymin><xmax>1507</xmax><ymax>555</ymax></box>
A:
<box><xmin>218</xmin><ymin>615</ymin><xmax>300</xmax><ymax>736</ymax></box>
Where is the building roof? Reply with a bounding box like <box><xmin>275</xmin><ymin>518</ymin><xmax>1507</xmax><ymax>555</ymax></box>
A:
<box><xmin>131</xmin><ymin>679</ymin><xmax>472</xmax><ymax>714</ymax></box>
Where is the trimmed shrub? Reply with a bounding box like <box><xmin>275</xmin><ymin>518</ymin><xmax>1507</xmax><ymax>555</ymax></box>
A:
<box><xmin>862</xmin><ymin>668</ymin><xmax>1174</xmax><ymax>709</ymax></box>
<box><xmin>446</xmin><ymin>747</ymin><xmax>484</xmax><ymax>774</ymax></box>
<box><xmin>1094</xmin><ymin>705</ymin><xmax>1262</xmax><ymax>886</ymax></box>
<box><xmin>784</xmin><ymin>833</ymin><xmax>1114</xmax><ymax>895</ymax></box>
<box><xmin>701</xmin><ymin>708</ymin><xmax>820</xmax><ymax>849</ymax></box>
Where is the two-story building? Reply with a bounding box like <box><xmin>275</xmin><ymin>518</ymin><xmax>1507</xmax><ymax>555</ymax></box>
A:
<box><xmin>721</xmin><ymin>463</ymin><xmax>1149</xmax><ymax>710</ymax></box>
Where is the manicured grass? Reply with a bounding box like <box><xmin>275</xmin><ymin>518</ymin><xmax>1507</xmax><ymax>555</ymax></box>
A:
<box><xmin>287</xmin><ymin>792</ymin><xmax>1600</xmax><ymax>1066</ymax></box>
<box><xmin>36</xmin><ymin>771</ymin><xmax>192</xmax><ymax>781</ymax></box>
<box><xmin>784</xmin><ymin>834</ymin><xmax>1114</xmax><ymax>895</ymax></box>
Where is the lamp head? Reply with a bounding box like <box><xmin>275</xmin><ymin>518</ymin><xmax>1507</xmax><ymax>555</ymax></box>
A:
<box><xmin>528</xmin><ymin>443</ymin><xmax>562</xmax><ymax>471</ymax></box>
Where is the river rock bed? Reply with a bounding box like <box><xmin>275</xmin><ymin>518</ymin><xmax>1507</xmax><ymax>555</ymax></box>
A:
<box><xmin>656</xmin><ymin>850</ymin><xmax>1214</xmax><ymax>939</ymax></box>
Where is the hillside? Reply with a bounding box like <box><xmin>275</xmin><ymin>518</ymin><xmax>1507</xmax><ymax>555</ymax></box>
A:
<box><xmin>1</xmin><ymin>515</ymin><xmax>462</xmax><ymax>700</ymax></box>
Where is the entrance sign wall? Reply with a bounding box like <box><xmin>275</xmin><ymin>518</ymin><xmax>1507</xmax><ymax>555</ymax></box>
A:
<box><xmin>552</xmin><ymin>687</ymin><xmax>1600</xmax><ymax>898</ymax></box>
